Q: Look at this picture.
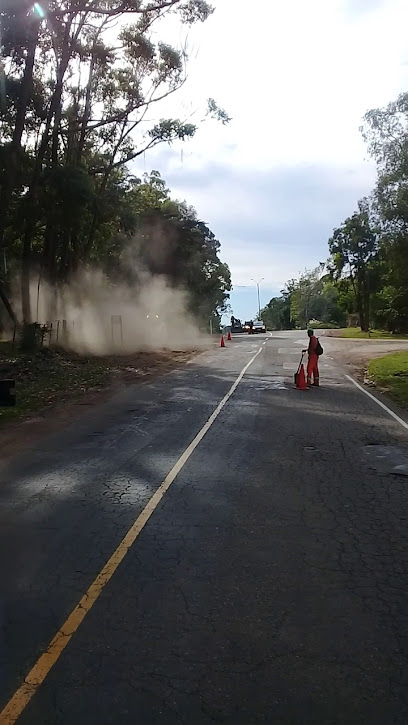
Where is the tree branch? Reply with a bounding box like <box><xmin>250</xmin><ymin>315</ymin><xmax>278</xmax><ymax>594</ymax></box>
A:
<box><xmin>53</xmin><ymin>0</ymin><xmax>182</xmax><ymax>19</ymax></box>
<box><xmin>87</xmin><ymin>77</ymin><xmax>185</xmax><ymax>132</ymax></box>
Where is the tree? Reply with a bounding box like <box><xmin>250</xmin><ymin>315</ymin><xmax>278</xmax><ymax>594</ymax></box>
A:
<box><xmin>288</xmin><ymin>269</ymin><xmax>323</xmax><ymax>329</ymax></box>
<box><xmin>261</xmin><ymin>267</ymin><xmax>348</xmax><ymax>332</ymax></box>
<box><xmin>119</xmin><ymin>172</ymin><xmax>231</xmax><ymax>323</ymax></box>
<box><xmin>0</xmin><ymin>0</ymin><xmax>230</xmax><ymax>323</ymax></box>
<box><xmin>361</xmin><ymin>93</ymin><xmax>408</xmax><ymax>331</ymax></box>
<box><xmin>260</xmin><ymin>291</ymin><xmax>292</xmax><ymax>331</ymax></box>
<box><xmin>328</xmin><ymin>199</ymin><xmax>378</xmax><ymax>331</ymax></box>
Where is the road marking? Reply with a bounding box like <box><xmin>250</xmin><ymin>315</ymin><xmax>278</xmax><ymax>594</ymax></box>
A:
<box><xmin>345</xmin><ymin>374</ymin><xmax>408</xmax><ymax>431</ymax></box>
<box><xmin>0</xmin><ymin>345</ymin><xmax>265</xmax><ymax>724</ymax></box>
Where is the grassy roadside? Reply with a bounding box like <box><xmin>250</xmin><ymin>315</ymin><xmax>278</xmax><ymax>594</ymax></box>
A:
<box><xmin>337</xmin><ymin>328</ymin><xmax>408</xmax><ymax>340</ymax></box>
<box><xmin>0</xmin><ymin>342</ymin><xmax>194</xmax><ymax>426</ymax></box>
<box><xmin>368</xmin><ymin>351</ymin><xmax>408</xmax><ymax>409</ymax></box>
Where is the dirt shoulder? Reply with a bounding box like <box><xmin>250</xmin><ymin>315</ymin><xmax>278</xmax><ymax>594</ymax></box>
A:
<box><xmin>321</xmin><ymin>333</ymin><xmax>408</xmax><ymax>412</ymax></box>
<box><xmin>335</xmin><ymin>345</ymin><xmax>408</xmax><ymax>381</ymax></box>
<box><xmin>0</xmin><ymin>346</ymin><xmax>198</xmax><ymax>462</ymax></box>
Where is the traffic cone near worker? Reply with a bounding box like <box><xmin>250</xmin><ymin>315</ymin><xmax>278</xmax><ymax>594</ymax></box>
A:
<box><xmin>294</xmin><ymin>351</ymin><xmax>306</xmax><ymax>389</ymax></box>
<box><xmin>302</xmin><ymin>328</ymin><xmax>323</xmax><ymax>387</ymax></box>
<box><xmin>220</xmin><ymin>335</ymin><xmax>225</xmax><ymax>348</ymax></box>
<box><xmin>227</xmin><ymin>331</ymin><xmax>231</xmax><ymax>341</ymax></box>
<box><xmin>296</xmin><ymin>363</ymin><xmax>308</xmax><ymax>390</ymax></box>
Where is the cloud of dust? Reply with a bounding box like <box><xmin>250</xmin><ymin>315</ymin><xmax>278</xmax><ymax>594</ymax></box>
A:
<box><xmin>30</xmin><ymin>270</ymin><xmax>208</xmax><ymax>355</ymax></box>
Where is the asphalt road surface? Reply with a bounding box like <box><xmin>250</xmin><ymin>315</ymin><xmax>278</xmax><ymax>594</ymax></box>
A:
<box><xmin>0</xmin><ymin>331</ymin><xmax>407</xmax><ymax>724</ymax></box>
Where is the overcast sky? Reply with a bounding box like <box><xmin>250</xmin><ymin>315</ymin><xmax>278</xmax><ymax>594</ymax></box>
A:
<box><xmin>133</xmin><ymin>0</ymin><xmax>408</xmax><ymax>320</ymax></box>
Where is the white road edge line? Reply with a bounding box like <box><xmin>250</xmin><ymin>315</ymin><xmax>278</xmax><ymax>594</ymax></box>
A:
<box><xmin>166</xmin><ymin>344</ymin><xmax>264</xmax><ymax>475</ymax></box>
<box><xmin>345</xmin><ymin>374</ymin><xmax>408</xmax><ymax>431</ymax></box>
<box><xmin>0</xmin><ymin>344</ymin><xmax>265</xmax><ymax>724</ymax></box>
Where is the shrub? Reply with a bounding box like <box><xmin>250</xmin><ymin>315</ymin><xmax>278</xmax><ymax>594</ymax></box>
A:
<box><xmin>308</xmin><ymin>319</ymin><xmax>339</xmax><ymax>330</ymax></box>
<box><xmin>19</xmin><ymin>323</ymin><xmax>49</xmax><ymax>352</ymax></box>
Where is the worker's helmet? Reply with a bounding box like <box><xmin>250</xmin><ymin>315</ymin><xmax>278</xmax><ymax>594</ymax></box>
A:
<box><xmin>307</xmin><ymin>328</ymin><xmax>314</xmax><ymax>336</ymax></box>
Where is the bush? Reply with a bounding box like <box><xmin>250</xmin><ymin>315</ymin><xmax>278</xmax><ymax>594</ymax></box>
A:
<box><xmin>308</xmin><ymin>319</ymin><xmax>339</xmax><ymax>330</ymax></box>
<box><xmin>19</xmin><ymin>322</ymin><xmax>49</xmax><ymax>352</ymax></box>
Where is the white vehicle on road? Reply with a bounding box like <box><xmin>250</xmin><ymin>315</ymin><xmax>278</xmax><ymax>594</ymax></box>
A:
<box><xmin>250</xmin><ymin>320</ymin><xmax>266</xmax><ymax>334</ymax></box>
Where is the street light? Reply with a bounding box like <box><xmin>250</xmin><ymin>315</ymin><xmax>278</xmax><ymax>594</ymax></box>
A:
<box><xmin>251</xmin><ymin>278</ymin><xmax>264</xmax><ymax>320</ymax></box>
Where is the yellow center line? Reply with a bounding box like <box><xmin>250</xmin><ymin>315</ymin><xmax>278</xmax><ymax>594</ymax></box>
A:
<box><xmin>0</xmin><ymin>344</ymin><xmax>264</xmax><ymax>724</ymax></box>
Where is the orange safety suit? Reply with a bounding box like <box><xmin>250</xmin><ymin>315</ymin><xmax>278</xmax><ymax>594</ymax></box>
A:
<box><xmin>307</xmin><ymin>335</ymin><xmax>319</xmax><ymax>385</ymax></box>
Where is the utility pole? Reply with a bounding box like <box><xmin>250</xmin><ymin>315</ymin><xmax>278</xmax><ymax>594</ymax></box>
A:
<box><xmin>251</xmin><ymin>278</ymin><xmax>264</xmax><ymax>320</ymax></box>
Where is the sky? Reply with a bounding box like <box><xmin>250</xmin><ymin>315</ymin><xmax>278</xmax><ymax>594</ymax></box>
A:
<box><xmin>132</xmin><ymin>0</ymin><xmax>408</xmax><ymax>322</ymax></box>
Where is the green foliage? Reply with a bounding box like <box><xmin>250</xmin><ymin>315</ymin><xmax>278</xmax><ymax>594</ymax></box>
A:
<box><xmin>206</xmin><ymin>98</ymin><xmax>231</xmax><ymax>125</ymax></box>
<box><xmin>179</xmin><ymin>0</ymin><xmax>214</xmax><ymax>23</ymax></box>
<box><xmin>354</xmin><ymin>92</ymin><xmax>408</xmax><ymax>333</ymax></box>
<box><xmin>328</xmin><ymin>199</ymin><xmax>378</xmax><ymax>332</ymax></box>
<box><xmin>260</xmin><ymin>293</ymin><xmax>292</xmax><ymax>331</ymax></box>
<box><xmin>308</xmin><ymin>319</ymin><xmax>339</xmax><ymax>329</ymax></box>
<box><xmin>261</xmin><ymin>269</ymin><xmax>346</xmax><ymax>331</ymax></box>
<box><xmin>149</xmin><ymin>119</ymin><xmax>196</xmax><ymax>143</ymax></box>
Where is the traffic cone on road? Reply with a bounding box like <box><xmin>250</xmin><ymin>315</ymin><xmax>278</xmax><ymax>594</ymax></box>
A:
<box><xmin>296</xmin><ymin>364</ymin><xmax>308</xmax><ymax>390</ymax></box>
<box><xmin>220</xmin><ymin>335</ymin><xmax>225</xmax><ymax>348</ymax></box>
<box><xmin>227</xmin><ymin>331</ymin><xmax>231</xmax><ymax>341</ymax></box>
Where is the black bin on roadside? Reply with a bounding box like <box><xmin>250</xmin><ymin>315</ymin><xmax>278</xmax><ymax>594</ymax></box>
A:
<box><xmin>0</xmin><ymin>380</ymin><xmax>16</xmax><ymax>407</ymax></box>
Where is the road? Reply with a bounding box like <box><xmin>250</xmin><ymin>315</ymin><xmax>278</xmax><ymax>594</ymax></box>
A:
<box><xmin>0</xmin><ymin>330</ymin><xmax>407</xmax><ymax>724</ymax></box>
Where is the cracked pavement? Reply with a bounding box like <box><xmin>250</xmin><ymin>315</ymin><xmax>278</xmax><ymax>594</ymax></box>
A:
<box><xmin>0</xmin><ymin>331</ymin><xmax>407</xmax><ymax>724</ymax></box>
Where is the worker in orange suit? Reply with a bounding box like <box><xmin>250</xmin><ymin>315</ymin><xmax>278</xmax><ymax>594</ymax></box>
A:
<box><xmin>306</xmin><ymin>328</ymin><xmax>319</xmax><ymax>387</ymax></box>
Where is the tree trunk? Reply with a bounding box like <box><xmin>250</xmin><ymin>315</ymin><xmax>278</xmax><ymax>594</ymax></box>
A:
<box><xmin>0</xmin><ymin>281</ymin><xmax>18</xmax><ymax>326</ymax></box>
<box><xmin>0</xmin><ymin>20</ymin><xmax>40</xmax><ymax>254</ymax></box>
<box><xmin>42</xmin><ymin>221</ymin><xmax>60</xmax><ymax>283</ymax></box>
<box><xmin>22</xmin><ymin>20</ymin><xmax>73</xmax><ymax>316</ymax></box>
<box><xmin>358</xmin><ymin>305</ymin><xmax>369</xmax><ymax>332</ymax></box>
<box><xmin>84</xmin><ymin>173</ymin><xmax>110</xmax><ymax>260</ymax></box>
<box><xmin>364</xmin><ymin>297</ymin><xmax>370</xmax><ymax>332</ymax></box>
<box><xmin>59</xmin><ymin>228</ymin><xmax>71</xmax><ymax>280</ymax></box>
<box><xmin>359</xmin><ymin>273</ymin><xmax>370</xmax><ymax>332</ymax></box>
<box><xmin>0</xmin><ymin>21</ymin><xmax>40</xmax><ymax>325</ymax></box>
<box><xmin>21</xmin><ymin>257</ymin><xmax>32</xmax><ymax>323</ymax></box>
<box><xmin>70</xmin><ymin>224</ymin><xmax>80</xmax><ymax>274</ymax></box>
<box><xmin>76</xmin><ymin>53</ymin><xmax>95</xmax><ymax>164</ymax></box>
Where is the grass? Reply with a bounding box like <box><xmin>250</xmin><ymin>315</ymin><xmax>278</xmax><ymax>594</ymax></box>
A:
<box><xmin>339</xmin><ymin>328</ymin><xmax>408</xmax><ymax>339</ymax></box>
<box><xmin>0</xmin><ymin>343</ymin><xmax>110</xmax><ymax>425</ymax></box>
<box><xmin>368</xmin><ymin>351</ymin><xmax>408</xmax><ymax>409</ymax></box>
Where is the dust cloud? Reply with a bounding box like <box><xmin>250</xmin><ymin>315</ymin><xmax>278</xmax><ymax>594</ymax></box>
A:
<box><xmin>29</xmin><ymin>270</ymin><xmax>207</xmax><ymax>355</ymax></box>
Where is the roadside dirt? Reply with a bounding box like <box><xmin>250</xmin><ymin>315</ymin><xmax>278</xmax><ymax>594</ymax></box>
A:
<box><xmin>322</xmin><ymin>332</ymin><xmax>408</xmax><ymax>381</ymax></box>
<box><xmin>0</xmin><ymin>349</ymin><xmax>197</xmax><ymax>463</ymax></box>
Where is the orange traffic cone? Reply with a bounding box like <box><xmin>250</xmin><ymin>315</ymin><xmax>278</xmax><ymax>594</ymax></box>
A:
<box><xmin>227</xmin><ymin>331</ymin><xmax>231</xmax><ymax>341</ymax></box>
<box><xmin>220</xmin><ymin>335</ymin><xmax>225</xmax><ymax>348</ymax></box>
<box><xmin>296</xmin><ymin>364</ymin><xmax>308</xmax><ymax>390</ymax></box>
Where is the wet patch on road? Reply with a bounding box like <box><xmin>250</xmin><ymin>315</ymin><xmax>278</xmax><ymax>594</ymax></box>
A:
<box><xmin>250</xmin><ymin>376</ymin><xmax>287</xmax><ymax>390</ymax></box>
<box><xmin>364</xmin><ymin>444</ymin><xmax>408</xmax><ymax>477</ymax></box>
